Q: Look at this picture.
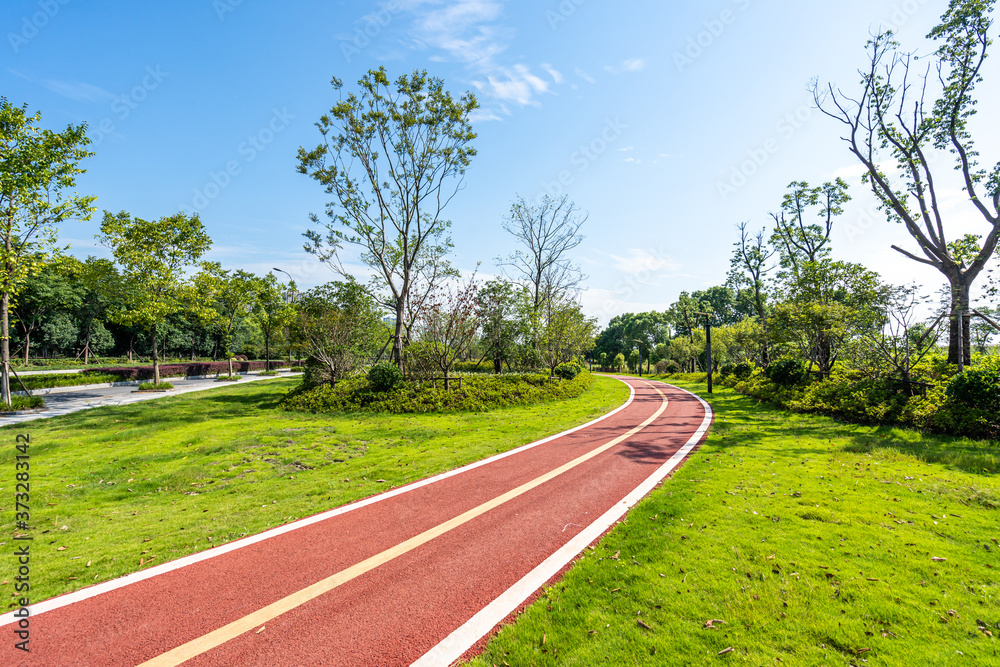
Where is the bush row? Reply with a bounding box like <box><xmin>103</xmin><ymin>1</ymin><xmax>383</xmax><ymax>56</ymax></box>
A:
<box><xmin>281</xmin><ymin>370</ymin><xmax>594</xmax><ymax>414</ymax></box>
<box><xmin>718</xmin><ymin>366</ymin><xmax>998</xmax><ymax>440</ymax></box>
<box><xmin>87</xmin><ymin>360</ymin><xmax>302</xmax><ymax>381</ymax></box>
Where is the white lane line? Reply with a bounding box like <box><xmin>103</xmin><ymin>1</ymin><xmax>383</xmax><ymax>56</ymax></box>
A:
<box><xmin>0</xmin><ymin>382</ymin><xmax>636</xmax><ymax>627</ymax></box>
<box><xmin>413</xmin><ymin>381</ymin><xmax>713</xmax><ymax>667</ymax></box>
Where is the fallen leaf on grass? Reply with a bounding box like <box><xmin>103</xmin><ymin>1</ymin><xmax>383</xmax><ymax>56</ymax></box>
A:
<box><xmin>718</xmin><ymin>647</ymin><xmax>734</xmax><ymax>655</ymax></box>
<box><xmin>57</xmin><ymin>547</ymin><xmax>66</xmax><ymax>551</ymax></box>
<box><xmin>638</xmin><ymin>619</ymin><xmax>652</xmax><ymax>630</ymax></box>
<box><xmin>932</xmin><ymin>557</ymin><xmax>947</xmax><ymax>562</ymax></box>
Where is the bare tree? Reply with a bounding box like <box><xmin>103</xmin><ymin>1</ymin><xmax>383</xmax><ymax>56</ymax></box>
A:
<box><xmin>498</xmin><ymin>194</ymin><xmax>587</xmax><ymax>310</ymax></box>
<box><xmin>860</xmin><ymin>284</ymin><xmax>939</xmax><ymax>387</ymax></box>
<box><xmin>411</xmin><ymin>276</ymin><xmax>480</xmax><ymax>389</ymax></box>
<box><xmin>728</xmin><ymin>221</ymin><xmax>776</xmax><ymax>363</ymax></box>
<box><xmin>812</xmin><ymin>0</ymin><xmax>999</xmax><ymax>365</ymax></box>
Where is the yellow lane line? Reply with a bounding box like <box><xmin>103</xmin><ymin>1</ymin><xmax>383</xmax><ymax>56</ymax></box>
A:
<box><xmin>138</xmin><ymin>384</ymin><xmax>669</xmax><ymax>667</ymax></box>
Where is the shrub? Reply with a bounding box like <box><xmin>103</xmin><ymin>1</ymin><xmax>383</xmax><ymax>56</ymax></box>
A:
<box><xmin>138</xmin><ymin>381</ymin><xmax>174</xmax><ymax>391</ymax></box>
<box><xmin>731</xmin><ymin>362</ymin><xmax>755</xmax><ymax>380</ymax></box>
<box><xmin>368</xmin><ymin>363</ymin><xmax>404</xmax><ymax>392</ymax></box>
<box><xmin>554</xmin><ymin>361</ymin><xmax>584</xmax><ymax>380</ymax></box>
<box><xmin>88</xmin><ymin>360</ymin><xmax>303</xmax><ymax>381</ymax></box>
<box><xmin>766</xmin><ymin>358</ymin><xmax>808</xmax><ymax>387</ymax></box>
<box><xmin>3</xmin><ymin>395</ymin><xmax>44</xmax><ymax>411</ymax></box>
<box><xmin>655</xmin><ymin>360</ymin><xmax>680</xmax><ymax>375</ymax></box>
<box><xmin>946</xmin><ymin>369</ymin><xmax>1000</xmax><ymax>412</ymax></box>
<box><xmin>282</xmin><ymin>370</ymin><xmax>594</xmax><ymax>414</ymax></box>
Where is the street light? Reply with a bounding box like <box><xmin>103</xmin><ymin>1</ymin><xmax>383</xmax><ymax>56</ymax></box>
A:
<box><xmin>633</xmin><ymin>339</ymin><xmax>643</xmax><ymax>378</ymax></box>
<box><xmin>694</xmin><ymin>312</ymin><xmax>713</xmax><ymax>394</ymax></box>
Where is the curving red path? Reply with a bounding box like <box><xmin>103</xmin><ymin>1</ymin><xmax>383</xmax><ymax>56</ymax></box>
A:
<box><xmin>2</xmin><ymin>378</ymin><xmax>711</xmax><ymax>666</ymax></box>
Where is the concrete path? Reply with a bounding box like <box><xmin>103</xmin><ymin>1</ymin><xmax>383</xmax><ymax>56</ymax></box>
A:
<box><xmin>0</xmin><ymin>371</ymin><xmax>302</xmax><ymax>426</ymax></box>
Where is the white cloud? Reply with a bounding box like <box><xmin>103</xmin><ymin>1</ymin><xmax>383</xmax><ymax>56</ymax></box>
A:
<box><xmin>618</xmin><ymin>146</ymin><xmax>635</xmax><ymax>152</ymax></box>
<box><xmin>398</xmin><ymin>1</ymin><xmax>564</xmax><ymax>110</ymax></box>
<box><xmin>604</xmin><ymin>58</ymin><xmax>646</xmax><ymax>75</ymax></box>
<box><xmin>574</xmin><ymin>67</ymin><xmax>596</xmax><ymax>84</ymax></box>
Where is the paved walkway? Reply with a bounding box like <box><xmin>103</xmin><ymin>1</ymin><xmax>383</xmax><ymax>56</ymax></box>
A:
<box><xmin>0</xmin><ymin>377</ymin><xmax>712</xmax><ymax>666</ymax></box>
<box><xmin>1</xmin><ymin>371</ymin><xmax>302</xmax><ymax>426</ymax></box>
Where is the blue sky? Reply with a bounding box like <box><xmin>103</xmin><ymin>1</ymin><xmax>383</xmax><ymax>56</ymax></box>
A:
<box><xmin>4</xmin><ymin>0</ymin><xmax>998</xmax><ymax>324</ymax></box>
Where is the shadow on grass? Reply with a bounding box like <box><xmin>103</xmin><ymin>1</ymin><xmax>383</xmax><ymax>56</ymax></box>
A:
<box><xmin>680</xmin><ymin>380</ymin><xmax>1000</xmax><ymax>478</ymax></box>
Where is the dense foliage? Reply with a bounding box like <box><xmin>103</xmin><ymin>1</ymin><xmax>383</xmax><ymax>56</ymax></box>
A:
<box><xmin>282</xmin><ymin>370</ymin><xmax>594</xmax><ymax>414</ymax></box>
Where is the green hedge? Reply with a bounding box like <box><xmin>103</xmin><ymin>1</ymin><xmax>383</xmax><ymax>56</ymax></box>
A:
<box><xmin>281</xmin><ymin>371</ymin><xmax>594</xmax><ymax>414</ymax></box>
<box><xmin>15</xmin><ymin>373</ymin><xmax>124</xmax><ymax>391</ymax></box>
<box><xmin>718</xmin><ymin>368</ymin><xmax>997</xmax><ymax>440</ymax></box>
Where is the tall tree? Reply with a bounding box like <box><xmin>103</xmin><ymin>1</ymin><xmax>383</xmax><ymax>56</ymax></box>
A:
<box><xmin>255</xmin><ymin>273</ymin><xmax>296</xmax><ymax>370</ymax></box>
<box><xmin>498</xmin><ymin>194</ymin><xmax>588</xmax><ymax>311</ymax></box>
<box><xmin>298</xmin><ymin>67</ymin><xmax>478</xmax><ymax>371</ymax></box>
<box><xmin>98</xmin><ymin>211</ymin><xmax>212</xmax><ymax>385</ymax></box>
<box><xmin>477</xmin><ymin>280</ymin><xmax>525</xmax><ymax>374</ymax></box>
<box><xmin>769</xmin><ymin>179</ymin><xmax>851</xmax><ymax>273</ymax></box>
<box><xmin>728</xmin><ymin>221</ymin><xmax>776</xmax><ymax>363</ymax></box>
<box><xmin>11</xmin><ymin>254</ymin><xmax>82</xmax><ymax>364</ymax></box>
<box><xmin>813</xmin><ymin>0</ymin><xmax>998</xmax><ymax>365</ymax></box>
<box><xmin>0</xmin><ymin>98</ymin><xmax>95</xmax><ymax>404</ymax></box>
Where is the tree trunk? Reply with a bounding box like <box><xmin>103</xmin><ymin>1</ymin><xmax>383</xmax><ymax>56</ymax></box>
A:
<box><xmin>23</xmin><ymin>329</ymin><xmax>30</xmax><ymax>366</ymax></box>
<box><xmin>1</xmin><ymin>290</ymin><xmax>10</xmax><ymax>407</ymax></box>
<box><xmin>947</xmin><ymin>278</ymin><xmax>972</xmax><ymax>367</ymax></box>
<box><xmin>392</xmin><ymin>298</ymin><xmax>406</xmax><ymax>372</ymax></box>
<box><xmin>265</xmin><ymin>329</ymin><xmax>271</xmax><ymax>371</ymax></box>
<box><xmin>152</xmin><ymin>323</ymin><xmax>160</xmax><ymax>385</ymax></box>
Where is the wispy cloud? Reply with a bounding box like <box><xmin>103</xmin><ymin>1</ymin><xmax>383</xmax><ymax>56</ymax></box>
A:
<box><xmin>397</xmin><ymin>0</ymin><xmax>564</xmax><ymax>112</ymax></box>
<box><xmin>8</xmin><ymin>69</ymin><xmax>115</xmax><ymax>103</ymax></box>
<box><xmin>574</xmin><ymin>67</ymin><xmax>597</xmax><ymax>84</ymax></box>
<box><xmin>604</xmin><ymin>58</ymin><xmax>646</xmax><ymax>75</ymax></box>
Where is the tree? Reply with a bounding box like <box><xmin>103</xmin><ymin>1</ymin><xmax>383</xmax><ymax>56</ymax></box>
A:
<box><xmin>770</xmin><ymin>260</ymin><xmax>890</xmax><ymax>374</ymax></box>
<box><xmin>728</xmin><ymin>221</ymin><xmax>776</xmax><ymax>362</ymax></box>
<box><xmin>255</xmin><ymin>273</ymin><xmax>296</xmax><ymax>370</ymax></box>
<box><xmin>197</xmin><ymin>264</ymin><xmax>258</xmax><ymax>376</ymax></box>
<box><xmin>613</xmin><ymin>353</ymin><xmax>626</xmax><ymax>372</ymax></box>
<box><xmin>292</xmin><ymin>281</ymin><xmax>383</xmax><ymax>388</ymax></box>
<box><xmin>413</xmin><ymin>276</ymin><xmax>480</xmax><ymax>388</ymax></box>
<box><xmin>769</xmin><ymin>179</ymin><xmax>851</xmax><ymax>273</ymax></box>
<box><xmin>477</xmin><ymin>280</ymin><xmax>524</xmax><ymax>374</ymax></box>
<box><xmin>498</xmin><ymin>194</ymin><xmax>587</xmax><ymax>310</ymax></box>
<box><xmin>298</xmin><ymin>67</ymin><xmax>478</xmax><ymax>371</ymax></box>
<box><xmin>11</xmin><ymin>254</ymin><xmax>82</xmax><ymax>364</ymax></box>
<box><xmin>538</xmin><ymin>299</ymin><xmax>597</xmax><ymax>377</ymax></box>
<box><xmin>98</xmin><ymin>211</ymin><xmax>212</xmax><ymax>385</ymax></box>
<box><xmin>76</xmin><ymin>257</ymin><xmax>117</xmax><ymax>364</ymax></box>
<box><xmin>0</xmin><ymin>98</ymin><xmax>95</xmax><ymax>404</ymax></box>
<box><xmin>813</xmin><ymin>0</ymin><xmax>999</xmax><ymax>365</ymax></box>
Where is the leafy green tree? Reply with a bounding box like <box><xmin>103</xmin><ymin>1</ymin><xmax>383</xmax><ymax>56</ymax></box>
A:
<box><xmin>628</xmin><ymin>348</ymin><xmax>640</xmax><ymax>373</ymax></box>
<box><xmin>293</xmin><ymin>281</ymin><xmax>383</xmax><ymax>388</ymax></box>
<box><xmin>770</xmin><ymin>260</ymin><xmax>889</xmax><ymax>374</ymax></box>
<box><xmin>477</xmin><ymin>280</ymin><xmax>525</xmax><ymax>374</ymax></box>
<box><xmin>613</xmin><ymin>353</ymin><xmax>626</xmax><ymax>372</ymax></box>
<box><xmin>298</xmin><ymin>67</ymin><xmax>478</xmax><ymax>370</ymax></box>
<box><xmin>10</xmin><ymin>254</ymin><xmax>82</xmax><ymax>364</ymax></box>
<box><xmin>76</xmin><ymin>257</ymin><xmax>116</xmax><ymax>364</ymax></box>
<box><xmin>814</xmin><ymin>0</ymin><xmax>999</xmax><ymax>365</ymax></box>
<box><xmin>98</xmin><ymin>211</ymin><xmax>212</xmax><ymax>385</ymax></box>
<box><xmin>539</xmin><ymin>299</ymin><xmax>597</xmax><ymax>377</ymax></box>
<box><xmin>0</xmin><ymin>98</ymin><xmax>95</xmax><ymax>404</ymax></box>
<box><xmin>197</xmin><ymin>264</ymin><xmax>258</xmax><ymax>376</ymax></box>
<box><xmin>254</xmin><ymin>273</ymin><xmax>296</xmax><ymax>369</ymax></box>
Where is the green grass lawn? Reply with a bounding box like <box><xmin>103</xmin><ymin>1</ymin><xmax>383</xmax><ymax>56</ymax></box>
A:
<box><xmin>0</xmin><ymin>375</ymin><xmax>630</xmax><ymax>608</ymax></box>
<box><xmin>467</xmin><ymin>379</ymin><xmax>999</xmax><ymax>666</ymax></box>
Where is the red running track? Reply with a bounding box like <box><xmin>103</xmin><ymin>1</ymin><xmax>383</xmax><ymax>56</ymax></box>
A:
<box><xmin>1</xmin><ymin>378</ymin><xmax>711</xmax><ymax>666</ymax></box>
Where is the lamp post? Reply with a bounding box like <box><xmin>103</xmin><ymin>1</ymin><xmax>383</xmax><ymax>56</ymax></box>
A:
<box><xmin>273</xmin><ymin>268</ymin><xmax>296</xmax><ymax>364</ymax></box>
<box><xmin>633</xmin><ymin>339</ymin><xmax>643</xmax><ymax>378</ymax></box>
